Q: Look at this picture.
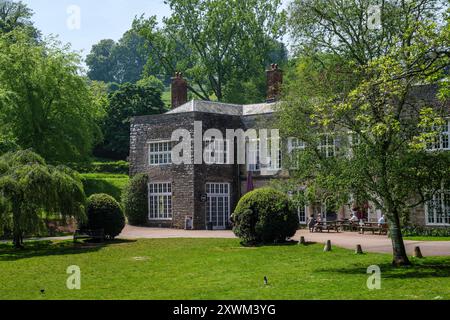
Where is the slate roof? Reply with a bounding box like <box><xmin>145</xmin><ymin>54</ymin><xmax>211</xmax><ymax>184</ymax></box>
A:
<box><xmin>166</xmin><ymin>100</ymin><xmax>277</xmax><ymax>116</ymax></box>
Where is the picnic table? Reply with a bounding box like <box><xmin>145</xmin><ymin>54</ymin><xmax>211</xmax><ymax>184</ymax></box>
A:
<box><xmin>358</xmin><ymin>223</ymin><xmax>389</xmax><ymax>235</ymax></box>
<box><xmin>313</xmin><ymin>221</ymin><xmax>341</xmax><ymax>233</ymax></box>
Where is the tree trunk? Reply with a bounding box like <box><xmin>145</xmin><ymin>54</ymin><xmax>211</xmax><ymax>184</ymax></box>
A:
<box><xmin>389</xmin><ymin>211</ymin><xmax>411</xmax><ymax>266</ymax></box>
<box><xmin>13</xmin><ymin>233</ymin><xmax>24</xmax><ymax>249</ymax></box>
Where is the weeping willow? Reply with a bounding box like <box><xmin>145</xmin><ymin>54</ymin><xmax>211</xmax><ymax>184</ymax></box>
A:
<box><xmin>0</xmin><ymin>150</ymin><xmax>86</xmax><ymax>248</ymax></box>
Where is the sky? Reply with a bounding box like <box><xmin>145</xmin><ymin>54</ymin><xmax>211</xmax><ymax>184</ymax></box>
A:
<box><xmin>22</xmin><ymin>0</ymin><xmax>172</xmax><ymax>59</ymax></box>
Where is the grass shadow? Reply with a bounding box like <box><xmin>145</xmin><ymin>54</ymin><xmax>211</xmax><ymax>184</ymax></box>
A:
<box><xmin>316</xmin><ymin>259</ymin><xmax>450</xmax><ymax>279</ymax></box>
<box><xmin>0</xmin><ymin>239</ymin><xmax>136</xmax><ymax>262</ymax></box>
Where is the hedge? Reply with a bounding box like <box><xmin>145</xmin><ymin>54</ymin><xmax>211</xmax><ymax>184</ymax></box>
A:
<box><xmin>81</xmin><ymin>173</ymin><xmax>129</xmax><ymax>202</ymax></box>
<box><xmin>122</xmin><ymin>174</ymin><xmax>149</xmax><ymax>226</ymax></box>
<box><xmin>67</xmin><ymin>161</ymin><xmax>129</xmax><ymax>174</ymax></box>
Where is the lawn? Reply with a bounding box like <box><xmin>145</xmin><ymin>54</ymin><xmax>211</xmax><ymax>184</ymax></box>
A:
<box><xmin>1</xmin><ymin>238</ymin><xmax>449</xmax><ymax>300</ymax></box>
<box><xmin>81</xmin><ymin>173</ymin><xmax>129</xmax><ymax>202</ymax></box>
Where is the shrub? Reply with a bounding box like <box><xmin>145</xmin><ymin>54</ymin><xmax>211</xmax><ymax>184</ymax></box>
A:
<box><xmin>85</xmin><ymin>194</ymin><xmax>125</xmax><ymax>240</ymax></box>
<box><xmin>402</xmin><ymin>225</ymin><xmax>450</xmax><ymax>237</ymax></box>
<box><xmin>232</xmin><ymin>188</ymin><xmax>298</xmax><ymax>245</ymax></box>
<box><xmin>122</xmin><ymin>174</ymin><xmax>149</xmax><ymax>226</ymax></box>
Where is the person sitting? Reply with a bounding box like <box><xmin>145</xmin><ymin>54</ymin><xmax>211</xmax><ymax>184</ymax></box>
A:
<box><xmin>314</xmin><ymin>215</ymin><xmax>323</xmax><ymax>232</ymax></box>
<box><xmin>349</xmin><ymin>213</ymin><xmax>359</xmax><ymax>223</ymax></box>
<box><xmin>307</xmin><ymin>215</ymin><xmax>316</xmax><ymax>233</ymax></box>
<box><xmin>378</xmin><ymin>214</ymin><xmax>386</xmax><ymax>226</ymax></box>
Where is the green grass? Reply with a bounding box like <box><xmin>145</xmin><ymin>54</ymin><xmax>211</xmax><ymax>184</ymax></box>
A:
<box><xmin>1</xmin><ymin>238</ymin><xmax>450</xmax><ymax>300</ymax></box>
<box><xmin>404</xmin><ymin>236</ymin><xmax>450</xmax><ymax>241</ymax></box>
<box><xmin>81</xmin><ymin>173</ymin><xmax>129</xmax><ymax>202</ymax></box>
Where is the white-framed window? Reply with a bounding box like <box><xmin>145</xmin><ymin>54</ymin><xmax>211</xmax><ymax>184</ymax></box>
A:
<box><xmin>287</xmin><ymin>138</ymin><xmax>306</xmax><ymax>169</ymax></box>
<box><xmin>427</xmin><ymin>119</ymin><xmax>450</xmax><ymax>151</ymax></box>
<box><xmin>426</xmin><ymin>190</ymin><xmax>450</xmax><ymax>226</ymax></box>
<box><xmin>204</xmin><ymin>138</ymin><xmax>230</xmax><ymax>165</ymax></box>
<box><xmin>349</xmin><ymin>132</ymin><xmax>361</xmax><ymax>147</ymax></box>
<box><xmin>319</xmin><ymin>135</ymin><xmax>337</xmax><ymax>158</ymax></box>
<box><xmin>148</xmin><ymin>182</ymin><xmax>172</xmax><ymax>220</ymax></box>
<box><xmin>288</xmin><ymin>138</ymin><xmax>306</xmax><ymax>153</ymax></box>
<box><xmin>247</xmin><ymin>139</ymin><xmax>260</xmax><ymax>172</ymax></box>
<box><xmin>148</xmin><ymin>141</ymin><xmax>172</xmax><ymax>165</ymax></box>
<box><xmin>267</xmin><ymin>148</ymin><xmax>282</xmax><ymax>171</ymax></box>
<box><xmin>298</xmin><ymin>205</ymin><xmax>307</xmax><ymax>225</ymax></box>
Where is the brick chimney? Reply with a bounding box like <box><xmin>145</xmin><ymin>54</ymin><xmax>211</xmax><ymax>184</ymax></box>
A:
<box><xmin>171</xmin><ymin>72</ymin><xmax>188</xmax><ymax>109</ymax></box>
<box><xmin>266</xmin><ymin>64</ymin><xmax>283</xmax><ymax>102</ymax></box>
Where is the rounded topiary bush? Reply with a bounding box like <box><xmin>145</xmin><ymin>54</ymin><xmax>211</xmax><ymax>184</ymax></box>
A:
<box><xmin>85</xmin><ymin>193</ymin><xmax>125</xmax><ymax>240</ymax></box>
<box><xmin>232</xmin><ymin>188</ymin><xmax>298</xmax><ymax>245</ymax></box>
<box><xmin>122</xmin><ymin>174</ymin><xmax>148</xmax><ymax>225</ymax></box>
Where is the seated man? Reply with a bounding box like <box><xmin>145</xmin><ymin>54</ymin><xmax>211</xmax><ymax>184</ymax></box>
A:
<box><xmin>378</xmin><ymin>214</ymin><xmax>386</xmax><ymax>226</ymax></box>
<box><xmin>314</xmin><ymin>215</ymin><xmax>323</xmax><ymax>232</ymax></box>
<box><xmin>349</xmin><ymin>213</ymin><xmax>359</xmax><ymax>223</ymax></box>
<box><xmin>307</xmin><ymin>215</ymin><xmax>316</xmax><ymax>233</ymax></box>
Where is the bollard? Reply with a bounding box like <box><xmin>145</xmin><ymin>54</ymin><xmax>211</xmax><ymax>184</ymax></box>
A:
<box><xmin>299</xmin><ymin>236</ymin><xmax>306</xmax><ymax>245</ymax></box>
<box><xmin>414</xmin><ymin>246</ymin><xmax>423</xmax><ymax>258</ymax></box>
<box><xmin>324</xmin><ymin>240</ymin><xmax>332</xmax><ymax>252</ymax></box>
<box><xmin>355</xmin><ymin>244</ymin><xmax>364</xmax><ymax>254</ymax></box>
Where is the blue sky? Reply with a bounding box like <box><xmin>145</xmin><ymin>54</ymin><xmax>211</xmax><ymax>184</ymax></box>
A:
<box><xmin>23</xmin><ymin>0</ymin><xmax>172</xmax><ymax>58</ymax></box>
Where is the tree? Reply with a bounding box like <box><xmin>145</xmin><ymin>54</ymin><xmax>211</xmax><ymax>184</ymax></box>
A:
<box><xmin>0</xmin><ymin>150</ymin><xmax>86</xmax><ymax>248</ymax></box>
<box><xmin>133</xmin><ymin>0</ymin><xmax>287</xmax><ymax>102</ymax></box>
<box><xmin>86</xmin><ymin>39</ymin><xmax>116</xmax><ymax>83</ymax></box>
<box><xmin>0</xmin><ymin>0</ymin><xmax>39</xmax><ymax>37</ymax></box>
<box><xmin>0</xmin><ymin>30</ymin><xmax>102</xmax><ymax>162</ymax></box>
<box><xmin>280</xmin><ymin>0</ymin><xmax>450</xmax><ymax>266</ymax></box>
<box><xmin>86</xmin><ymin>30</ymin><xmax>153</xmax><ymax>84</ymax></box>
<box><xmin>96</xmin><ymin>82</ymin><xmax>166</xmax><ymax>160</ymax></box>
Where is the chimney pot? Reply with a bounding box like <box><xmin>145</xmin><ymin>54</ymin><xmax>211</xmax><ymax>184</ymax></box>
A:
<box><xmin>266</xmin><ymin>63</ymin><xmax>283</xmax><ymax>102</ymax></box>
<box><xmin>171</xmin><ymin>72</ymin><xmax>188</xmax><ymax>109</ymax></box>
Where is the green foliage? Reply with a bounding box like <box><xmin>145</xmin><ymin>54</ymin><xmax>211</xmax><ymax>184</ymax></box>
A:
<box><xmin>232</xmin><ymin>188</ymin><xmax>298</xmax><ymax>245</ymax></box>
<box><xmin>81</xmin><ymin>173</ymin><xmax>129</xmax><ymax>203</ymax></box>
<box><xmin>0</xmin><ymin>0</ymin><xmax>39</xmax><ymax>38</ymax></box>
<box><xmin>281</xmin><ymin>0</ymin><xmax>450</xmax><ymax>265</ymax></box>
<box><xmin>0</xmin><ymin>30</ymin><xmax>102</xmax><ymax>162</ymax></box>
<box><xmin>0</xmin><ymin>150</ymin><xmax>86</xmax><ymax>247</ymax></box>
<box><xmin>95</xmin><ymin>82</ymin><xmax>165</xmax><ymax>159</ymax></box>
<box><xmin>122</xmin><ymin>174</ymin><xmax>149</xmax><ymax>226</ymax></box>
<box><xmin>402</xmin><ymin>226</ymin><xmax>450</xmax><ymax>238</ymax></box>
<box><xmin>86</xmin><ymin>30</ymin><xmax>152</xmax><ymax>84</ymax></box>
<box><xmin>69</xmin><ymin>160</ymin><xmax>129</xmax><ymax>174</ymax></box>
<box><xmin>133</xmin><ymin>0</ymin><xmax>287</xmax><ymax>102</ymax></box>
<box><xmin>84</xmin><ymin>193</ymin><xmax>125</xmax><ymax>240</ymax></box>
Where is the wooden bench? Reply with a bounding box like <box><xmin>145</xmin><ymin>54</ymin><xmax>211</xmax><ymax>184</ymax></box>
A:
<box><xmin>73</xmin><ymin>229</ymin><xmax>105</xmax><ymax>242</ymax></box>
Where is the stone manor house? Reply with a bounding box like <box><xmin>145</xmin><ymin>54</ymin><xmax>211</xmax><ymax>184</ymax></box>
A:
<box><xmin>129</xmin><ymin>65</ymin><xmax>450</xmax><ymax>230</ymax></box>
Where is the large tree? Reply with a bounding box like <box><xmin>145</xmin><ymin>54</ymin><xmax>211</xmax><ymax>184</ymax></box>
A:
<box><xmin>0</xmin><ymin>150</ymin><xmax>86</xmax><ymax>248</ymax></box>
<box><xmin>133</xmin><ymin>0</ymin><xmax>287</xmax><ymax>102</ymax></box>
<box><xmin>280</xmin><ymin>0</ymin><xmax>450</xmax><ymax>266</ymax></box>
<box><xmin>86</xmin><ymin>30</ymin><xmax>153</xmax><ymax>85</ymax></box>
<box><xmin>0</xmin><ymin>0</ymin><xmax>39</xmax><ymax>37</ymax></box>
<box><xmin>96</xmin><ymin>82</ymin><xmax>166</xmax><ymax>160</ymax></box>
<box><xmin>0</xmin><ymin>30</ymin><xmax>103</xmax><ymax>162</ymax></box>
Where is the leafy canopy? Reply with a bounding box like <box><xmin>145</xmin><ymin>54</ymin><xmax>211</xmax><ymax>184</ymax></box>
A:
<box><xmin>0</xmin><ymin>30</ymin><xmax>103</xmax><ymax>161</ymax></box>
<box><xmin>133</xmin><ymin>0</ymin><xmax>287</xmax><ymax>103</ymax></box>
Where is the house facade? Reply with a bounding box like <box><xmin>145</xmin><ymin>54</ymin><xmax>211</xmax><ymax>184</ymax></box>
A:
<box><xmin>129</xmin><ymin>66</ymin><xmax>450</xmax><ymax>230</ymax></box>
